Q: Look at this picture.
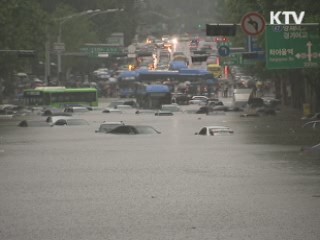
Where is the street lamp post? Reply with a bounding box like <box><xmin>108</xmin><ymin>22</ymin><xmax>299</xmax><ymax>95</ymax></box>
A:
<box><xmin>56</xmin><ymin>9</ymin><xmax>100</xmax><ymax>85</ymax></box>
<box><xmin>53</xmin><ymin>8</ymin><xmax>123</xmax><ymax>85</ymax></box>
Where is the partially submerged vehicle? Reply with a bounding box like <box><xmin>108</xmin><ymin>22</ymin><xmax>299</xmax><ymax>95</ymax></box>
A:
<box><xmin>195</xmin><ymin>126</ymin><xmax>234</xmax><ymax>136</ymax></box>
<box><xmin>95</xmin><ymin>121</ymin><xmax>125</xmax><ymax>133</ymax></box>
<box><xmin>107</xmin><ymin>125</ymin><xmax>161</xmax><ymax>135</ymax></box>
<box><xmin>232</xmin><ymin>88</ymin><xmax>253</xmax><ymax>108</ymax></box>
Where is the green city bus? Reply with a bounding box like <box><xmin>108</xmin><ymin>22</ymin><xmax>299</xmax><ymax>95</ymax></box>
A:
<box><xmin>23</xmin><ymin>87</ymin><xmax>98</xmax><ymax>108</ymax></box>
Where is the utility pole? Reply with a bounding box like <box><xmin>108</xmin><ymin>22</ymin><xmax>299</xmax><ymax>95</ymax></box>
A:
<box><xmin>44</xmin><ymin>35</ymin><xmax>50</xmax><ymax>85</ymax></box>
<box><xmin>54</xmin><ymin>9</ymin><xmax>123</xmax><ymax>86</ymax></box>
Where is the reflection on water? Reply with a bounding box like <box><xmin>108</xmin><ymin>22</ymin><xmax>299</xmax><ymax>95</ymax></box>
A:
<box><xmin>1</xmin><ymin>102</ymin><xmax>320</xmax><ymax>240</ymax></box>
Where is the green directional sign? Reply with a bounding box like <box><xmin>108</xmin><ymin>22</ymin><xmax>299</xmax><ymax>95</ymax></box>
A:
<box><xmin>265</xmin><ymin>25</ymin><xmax>320</xmax><ymax>69</ymax></box>
<box><xmin>220</xmin><ymin>54</ymin><xmax>239</xmax><ymax>66</ymax></box>
<box><xmin>80</xmin><ymin>45</ymin><xmax>123</xmax><ymax>57</ymax></box>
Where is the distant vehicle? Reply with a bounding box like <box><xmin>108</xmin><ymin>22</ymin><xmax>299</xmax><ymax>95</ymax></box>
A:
<box><xmin>206</xmin><ymin>55</ymin><xmax>218</xmax><ymax>64</ymax></box>
<box><xmin>196</xmin><ymin>105</ymin><xmax>228</xmax><ymax>114</ymax></box>
<box><xmin>102</xmin><ymin>108</ymin><xmax>123</xmax><ymax>114</ymax></box>
<box><xmin>51</xmin><ymin>118</ymin><xmax>89</xmax><ymax>126</ymax></box>
<box><xmin>261</xmin><ymin>97</ymin><xmax>281</xmax><ymax>108</ymax></box>
<box><xmin>172</xmin><ymin>93</ymin><xmax>189</xmax><ymax>105</ymax></box>
<box><xmin>42</xmin><ymin>108</ymin><xmax>72</xmax><ymax>116</ymax></box>
<box><xmin>95</xmin><ymin>121</ymin><xmax>125</xmax><ymax>133</ymax></box>
<box><xmin>169</xmin><ymin>61</ymin><xmax>188</xmax><ymax>70</ymax></box>
<box><xmin>108</xmin><ymin>125</ymin><xmax>161</xmax><ymax>135</ymax></box>
<box><xmin>172</xmin><ymin>52</ymin><xmax>185</xmax><ymax>57</ymax></box>
<box><xmin>136</xmin><ymin>84</ymin><xmax>171</xmax><ymax>109</ymax></box>
<box><xmin>195</xmin><ymin>126</ymin><xmax>234</xmax><ymax>136</ymax></box>
<box><xmin>108</xmin><ymin>100</ymin><xmax>137</xmax><ymax>108</ymax></box>
<box><xmin>233</xmin><ymin>88</ymin><xmax>253</xmax><ymax>108</ymax></box>
<box><xmin>115</xmin><ymin>105</ymin><xmax>134</xmax><ymax>110</ymax></box>
<box><xmin>189</xmin><ymin>96</ymin><xmax>209</xmax><ymax>105</ymax></box>
<box><xmin>18</xmin><ymin>120</ymin><xmax>50</xmax><ymax>127</ymax></box>
<box><xmin>46</xmin><ymin>116</ymin><xmax>73</xmax><ymax>124</ymax></box>
<box><xmin>23</xmin><ymin>87</ymin><xmax>98</xmax><ymax>108</ymax></box>
<box><xmin>207</xmin><ymin>64</ymin><xmax>222</xmax><ymax>78</ymax></box>
<box><xmin>155</xmin><ymin>110</ymin><xmax>174</xmax><ymax>116</ymax></box>
<box><xmin>161</xmin><ymin>104</ymin><xmax>181</xmax><ymax>112</ymax></box>
<box><xmin>64</xmin><ymin>106</ymin><xmax>90</xmax><ymax>113</ymax></box>
<box><xmin>172</xmin><ymin>54</ymin><xmax>189</xmax><ymax>64</ymax></box>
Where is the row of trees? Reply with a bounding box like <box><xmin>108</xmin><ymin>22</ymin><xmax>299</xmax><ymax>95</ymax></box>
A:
<box><xmin>1</xmin><ymin>0</ymin><xmax>320</xmax><ymax>111</ymax></box>
<box><xmin>0</xmin><ymin>0</ymin><xmax>139</xmax><ymax>98</ymax></box>
<box><xmin>224</xmin><ymin>0</ymin><xmax>320</xmax><ymax>112</ymax></box>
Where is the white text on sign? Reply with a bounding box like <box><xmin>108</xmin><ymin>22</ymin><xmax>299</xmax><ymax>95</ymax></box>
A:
<box><xmin>270</xmin><ymin>11</ymin><xmax>305</xmax><ymax>25</ymax></box>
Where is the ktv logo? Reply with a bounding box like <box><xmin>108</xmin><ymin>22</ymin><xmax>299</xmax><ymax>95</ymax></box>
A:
<box><xmin>270</xmin><ymin>11</ymin><xmax>305</xmax><ymax>25</ymax></box>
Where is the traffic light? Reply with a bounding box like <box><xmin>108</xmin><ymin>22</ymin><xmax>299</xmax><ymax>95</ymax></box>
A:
<box><xmin>206</xmin><ymin>24</ymin><xmax>236</xmax><ymax>36</ymax></box>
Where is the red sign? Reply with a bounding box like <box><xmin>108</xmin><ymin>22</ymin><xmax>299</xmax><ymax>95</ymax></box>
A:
<box><xmin>241</xmin><ymin>12</ymin><xmax>266</xmax><ymax>36</ymax></box>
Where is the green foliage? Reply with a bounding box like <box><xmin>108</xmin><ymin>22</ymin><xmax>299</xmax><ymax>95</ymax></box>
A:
<box><xmin>0</xmin><ymin>0</ymin><xmax>49</xmax><ymax>95</ymax></box>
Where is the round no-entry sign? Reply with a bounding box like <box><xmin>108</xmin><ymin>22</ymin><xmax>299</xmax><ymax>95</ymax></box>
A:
<box><xmin>241</xmin><ymin>12</ymin><xmax>266</xmax><ymax>36</ymax></box>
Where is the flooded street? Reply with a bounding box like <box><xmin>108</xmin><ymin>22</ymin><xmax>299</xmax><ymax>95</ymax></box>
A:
<box><xmin>1</xmin><ymin>99</ymin><xmax>320</xmax><ymax>240</ymax></box>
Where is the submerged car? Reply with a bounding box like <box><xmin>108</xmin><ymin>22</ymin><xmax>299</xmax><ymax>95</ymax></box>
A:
<box><xmin>155</xmin><ymin>110</ymin><xmax>174</xmax><ymax>116</ymax></box>
<box><xmin>102</xmin><ymin>108</ymin><xmax>123</xmax><ymax>113</ymax></box>
<box><xmin>51</xmin><ymin>118</ymin><xmax>89</xmax><ymax>126</ymax></box>
<box><xmin>18</xmin><ymin>120</ymin><xmax>50</xmax><ymax>127</ymax></box>
<box><xmin>64</xmin><ymin>106</ymin><xmax>90</xmax><ymax>113</ymax></box>
<box><xmin>95</xmin><ymin>121</ymin><xmax>125</xmax><ymax>133</ymax></box>
<box><xmin>108</xmin><ymin>125</ymin><xmax>161</xmax><ymax>135</ymax></box>
<box><xmin>302</xmin><ymin>120</ymin><xmax>320</xmax><ymax>130</ymax></box>
<box><xmin>195</xmin><ymin>126</ymin><xmax>234</xmax><ymax>136</ymax></box>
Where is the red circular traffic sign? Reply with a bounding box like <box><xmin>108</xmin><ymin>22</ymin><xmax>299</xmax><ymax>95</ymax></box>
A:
<box><xmin>241</xmin><ymin>12</ymin><xmax>266</xmax><ymax>36</ymax></box>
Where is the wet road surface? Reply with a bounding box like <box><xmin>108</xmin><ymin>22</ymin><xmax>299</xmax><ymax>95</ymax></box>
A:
<box><xmin>1</xmin><ymin>98</ymin><xmax>320</xmax><ymax>240</ymax></box>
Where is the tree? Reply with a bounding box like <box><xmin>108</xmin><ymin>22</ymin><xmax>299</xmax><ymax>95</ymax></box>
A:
<box><xmin>0</xmin><ymin>0</ymin><xmax>49</xmax><ymax>97</ymax></box>
<box><xmin>224</xmin><ymin>0</ymin><xmax>320</xmax><ymax>111</ymax></box>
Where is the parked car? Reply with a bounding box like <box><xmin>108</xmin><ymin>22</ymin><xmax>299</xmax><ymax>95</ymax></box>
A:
<box><xmin>195</xmin><ymin>126</ymin><xmax>234</xmax><ymax>136</ymax></box>
<box><xmin>108</xmin><ymin>125</ymin><xmax>161</xmax><ymax>135</ymax></box>
<box><xmin>95</xmin><ymin>121</ymin><xmax>125</xmax><ymax>133</ymax></box>
<box><xmin>51</xmin><ymin>118</ymin><xmax>89</xmax><ymax>126</ymax></box>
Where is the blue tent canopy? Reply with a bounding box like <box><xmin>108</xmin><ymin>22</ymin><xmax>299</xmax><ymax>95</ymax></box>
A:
<box><xmin>169</xmin><ymin>61</ymin><xmax>188</xmax><ymax>70</ymax></box>
<box><xmin>118</xmin><ymin>71</ymin><xmax>138</xmax><ymax>81</ymax></box>
<box><xmin>146</xmin><ymin>85</ymin><xmax>170</xmax><ymax>93</ymax></box>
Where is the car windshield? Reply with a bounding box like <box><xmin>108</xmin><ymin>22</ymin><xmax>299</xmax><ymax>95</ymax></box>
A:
<box><xmin>98</xmin><ymin>123</ymin><xmax>123</xmax><ymax>132</ymax></box>
<box><xmin>134</xmin><ymin>125</ymin><xmax>160</xmax><ymax>134</ymax></box>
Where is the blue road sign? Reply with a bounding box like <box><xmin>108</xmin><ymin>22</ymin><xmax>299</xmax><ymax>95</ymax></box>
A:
<box><xmin>218</xmin><ymin>45</ymin><xmax>230</xmax><ymax>56</ymax></box>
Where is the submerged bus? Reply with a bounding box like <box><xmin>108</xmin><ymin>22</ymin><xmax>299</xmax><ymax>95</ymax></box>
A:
<box><xmin>136</xmin><ymin>84</ymin><xmax>171</xmax><ymax>109</ymax></box>
<box><xmin>23</xmin><ymin>87</ymin><xmax>98</xmax><ymax>108</ymax></box>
